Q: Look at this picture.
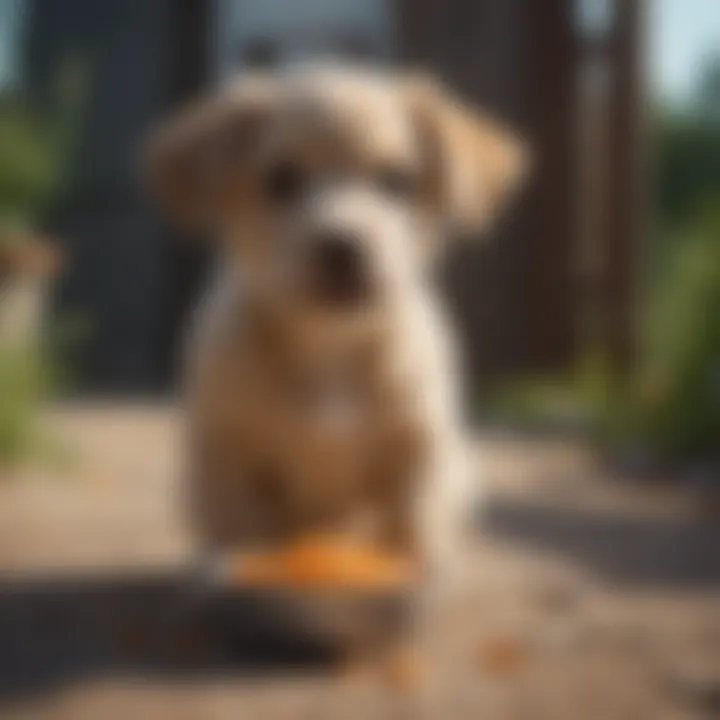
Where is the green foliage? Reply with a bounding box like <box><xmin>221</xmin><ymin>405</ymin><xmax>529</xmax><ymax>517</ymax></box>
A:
<box><xmin>0</xmin><ymin>105</ymin><xmax>58</xmax><ymax>229</ymax></box>
<box><xmin>0</xmin><ymin>342</ymin><xmax>51</xmax><ymax>466</ymax></box>
<box><xmin>488</xmin><ymin>57</ymin><xmax>720</xmax><ymax>463</ymax></box>
<box><xmin>655</xmin><ymin>111</ymin><xmax>720</xmax><ymax>230</ymax></box>
<box><xmin>0</xmin><ymin>60</ymin><xmax>87</xmax><ymax>469</ymax></box>
<box><xmin>655</xmin><ymin>52</ymin><xmax>720</xmax><ymax>233</ymax></box>
<box><xmin>487</xmin><ymin>207</ymin><xmax>720</xmax><ymax>462</ymax></box>
<box><xmin>630</xmin><ymin>206</ymin><xmax>720</xmax><ymax>456</ymax></box>
<box><xmin>0</xmin><ymin>316</ymin><xmax>84</xmax><ymax>470</ymax></box>
<box><xmin>483</xmin><ymin>354</ymin><xmax>628</xmax><ymax>438</ymax></box>
<box><xmin>0</xmin><ymin>58</ymin><xmax>87</xmax><ymax>233</ymax></box>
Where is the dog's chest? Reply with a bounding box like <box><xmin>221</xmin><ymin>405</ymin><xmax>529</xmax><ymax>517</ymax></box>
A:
<box><xmin>194</xmin><ymin>298</ymin><xmax>423</xmax><ymax>479</ymax></box>
<box><xmin>191</xmin><ymin>305</ymin><xmax>429</xmax><ymax>534</ymax></box>
<box><xmin>289</xmin><ymin>367</ymin><xmax>367</xmax><ymax>434</ymax></box>
<box><xmin>249</xmin><ymin>350</ymin><xmax>413</xmax><ymax>470</ymax></box>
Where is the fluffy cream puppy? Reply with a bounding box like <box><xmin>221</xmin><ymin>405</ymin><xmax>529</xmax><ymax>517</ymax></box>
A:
<box><xmin>147</xmin><ymin>65</ymin><xmax>527</xmax><ymax>593</ymax></box>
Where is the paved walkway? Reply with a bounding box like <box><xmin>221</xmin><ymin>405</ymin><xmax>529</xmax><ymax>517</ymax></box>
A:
<box><xmin>0</xmin><ymin>406</ymin><xmax>718</xmax><ymax>719</ymax></box>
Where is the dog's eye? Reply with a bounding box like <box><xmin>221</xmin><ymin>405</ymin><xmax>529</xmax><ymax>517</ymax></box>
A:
<box><xmin>375</xmin><ymin>165</ymin><xmax>417</xmax><ymax>198</ymax></box>
<box><xmin>264</xmin><ymin>160</ymin><xmax>305</xmax><ymax>203</ymax></box>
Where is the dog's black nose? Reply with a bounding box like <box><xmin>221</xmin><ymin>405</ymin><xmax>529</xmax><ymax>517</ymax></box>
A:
<box><xmin>309</xmin><ymin>230</ymin><xmax>369</xmax><ymax>305</ymax></box>
<box><xmin>312</xmin><ymin>230</ymin><xmax>363</xmax><ymax>279</ymax></box>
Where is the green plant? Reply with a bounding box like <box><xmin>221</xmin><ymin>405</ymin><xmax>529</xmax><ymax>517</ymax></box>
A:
<box><xmin>485</xmin><ymin>206</ymin><xmax>720</xmax><ymax>463</ymax></box>
<box><xmin>655</xmin><ymin>111</ymin><xmax>720</xmax><ymax>230</ymax></box>
<box><xmin>0</xmin><ymin>343</ymin><xmax>50</xmax><ymax>466</ymax></box>
<box><xmin>481</xmin><ymin>353</ymin><xmax>627</xmax><ymax>437</ymax></box>
<box><xmin>0</xmin><ymin>58</ymin><xmax>86</xmax><ymax>234</ymax></box>
<box><xmin>630</xmin><ymin>205</ymin><xmax>720</xmax><ymax>457</ymax></box>
<box><xmin>0</xmin><ymin>60</ymin><xmax>87</xmax><ymax>469</ymax></box>
<box><xmin>486</xmin><ymin>79</ymin><xmax>720</xmax><ymax>464</ymax></box>
<box><xmin>0</xmin><ymin>312</ymin><xmax>86</xmax><ymax>470</ymax></box>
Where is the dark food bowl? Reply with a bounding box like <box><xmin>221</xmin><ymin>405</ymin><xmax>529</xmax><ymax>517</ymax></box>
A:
<box><xmin>201</xmin><ymin>574</ymin><xmax>417</xmax><ymax>655</ymax></box>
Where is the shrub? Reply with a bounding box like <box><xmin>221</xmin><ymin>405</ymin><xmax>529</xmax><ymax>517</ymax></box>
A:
<box><xmin>0</xmin><ymin>343</ymin><xmax>50</xmax><ymax>466</ymax></box>
<box><xmin>631</xmin><ymin>205</ymin><xmax>720</xmax><ymax>457</ymax></box>
<box><xmin>485</xmin><ymin>206</ymin><xmax>720</xmax><ymax>464</ymax></box>
<box><xmin>0</xmin><ymin>61</ymin><xmax>86</xmax><ymax>469</ymax></box>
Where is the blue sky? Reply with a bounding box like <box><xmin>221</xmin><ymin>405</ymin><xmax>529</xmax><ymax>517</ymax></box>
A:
<box><xmin>650</xmin><ymin>0</ymin><xmax>720</xmax><ymax>102</ymax></box>
<box><xmin>1</xmin><ymin>0</ymin><xmax>719</xmax><ymax>102</ymax></box>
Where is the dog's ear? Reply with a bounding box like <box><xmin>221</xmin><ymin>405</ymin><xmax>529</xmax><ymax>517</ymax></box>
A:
<box><xmin>144</xmin><ymin>78</ymin><xmax>275</xmax><ymax>228</ymax></box>
<box><xmin>406</xmin><ymin>75</ymin><xmax>529</xmax><ymax>234</ymax></box>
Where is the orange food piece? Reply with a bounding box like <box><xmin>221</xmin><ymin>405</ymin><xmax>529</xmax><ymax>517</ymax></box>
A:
<box><xmin>228</xmin><ymin>535</ymin><xmax>415</xmax><ymax>591</ymax></box>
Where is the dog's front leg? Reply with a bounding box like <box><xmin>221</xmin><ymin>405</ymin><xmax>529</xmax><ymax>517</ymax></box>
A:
<box><xmin>416</xmin><ymin>434</ymin><xmax>472</xmax><ymax>583</ymax></box>
<box><xmin>372</xmin><ymin>419</ymin><xmax>427</xmax><ymax>563</ymax></box>
<box><xmin>371</xmin><ymin>432</ymin><xmax>471</xmax><ymax>690</ymax></box>
<box><xmin>375</xmin><ymin>420</ymin><xmax>470</xmax><ymax>579</ymax></box>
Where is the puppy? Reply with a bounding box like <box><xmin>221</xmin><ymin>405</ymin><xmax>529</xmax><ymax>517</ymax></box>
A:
<box><xmin>146</xmin><ymin>65</ymin><xmax>526</xmax><ymax>645</ymax></box>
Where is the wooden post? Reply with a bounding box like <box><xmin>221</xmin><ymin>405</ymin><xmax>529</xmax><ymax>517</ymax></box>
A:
<box><xmin>397</xmin><ymin>0</ymin><xmax>577</xmax><ymax>375</ymax></box>
<box><xmin>602</xmin><ymin>0</ymin><xmax>645</xmax><ymax>368</ymax></box>
<box><xmin>522</xmin><ymin>0</ymin><xmax>580</xmax><ymax>371</ymax></box>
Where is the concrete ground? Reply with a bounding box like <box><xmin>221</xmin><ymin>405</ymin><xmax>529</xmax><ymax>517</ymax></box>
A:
<box><xmin>0</xmin><ymin>405</ymin><xmax>718</xmax><ymax>719</ymax></box>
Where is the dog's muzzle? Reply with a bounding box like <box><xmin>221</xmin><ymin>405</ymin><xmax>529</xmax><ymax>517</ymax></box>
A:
<box><xmin>309</xmin><ymin>230</ymin><xmax>370</xmax><ymax>306</ymax></box>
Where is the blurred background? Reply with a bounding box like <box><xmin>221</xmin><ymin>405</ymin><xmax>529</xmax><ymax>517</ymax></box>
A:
<box><xmin>0</xmin><ymin>1</ymin><xmax>718</xmax><ymax>718</ymax></box>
